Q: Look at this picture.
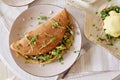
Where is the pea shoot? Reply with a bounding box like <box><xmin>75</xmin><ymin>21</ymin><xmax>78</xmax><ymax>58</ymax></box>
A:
<box><xmin>37</xmin><ymin>16</ymin><xmax>48</xmax><ymax>20</ymax></box>
<box><xmin>52</xmin><ymin>22</ymin><xmax>59</xmax><ymax>29</ymax></box>
<box><xmin>30</xmin><ymin>34</ymin><xmax>38</xmax><ymax>44</ymax></box>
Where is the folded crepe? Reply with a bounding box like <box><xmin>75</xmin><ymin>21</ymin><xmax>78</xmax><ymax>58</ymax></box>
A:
<box><xmin>10</xmin><ymin>8</ymin><xmax>74</xmax><ymax>64</ymax></box>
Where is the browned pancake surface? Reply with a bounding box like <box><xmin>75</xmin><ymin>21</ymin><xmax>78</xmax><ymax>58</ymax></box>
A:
<box><xmin>11</xmin><ymin>9</ymin><xmax>69</xmax><ymax>56</ymax></box>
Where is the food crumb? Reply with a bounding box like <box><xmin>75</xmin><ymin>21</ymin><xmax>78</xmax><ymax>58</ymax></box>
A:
<box><xmin>49</xmin><ymin>10</ymin><xmax>54</xmax><ymax>15</ymax></box>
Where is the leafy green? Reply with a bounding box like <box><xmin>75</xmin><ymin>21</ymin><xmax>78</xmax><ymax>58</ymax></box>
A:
<box><xmin>58</xmin><ymin>57</ymin><xmax>64</xmax><ymax>64</ymax></box>
<box><xmin>30</xmin><ymin>35</ymin><xmax>38</xmax><ymax>44</ymax></box>
<box><xmin>51</xmin><ymin>49</ymin><xmax>60</xmax><ymax>56</ymax></box>
<box><xmin>74</xmin><ymin>50</ymin><xmax>80</xmax><ymax>53</ymax></box>
<box><xmin>50</xmin><ymin>37</ymin><xmax>56</xmax><ymax>42</ymax></box>
<box><xmin>105</xmin><ymin>34</ymin><xmax>113</xmax><ymax>39</ymax></box>
<box><xmin>56</xmin><ymin>45</ymin><xmax>66</xmax><ymax>50</ymax></box>
<box><xmin>42</xmin><ymin>43</ymin><xmax>47</xmax><ymax>48</ymax></box>
<box><xmin>37</xmin><ymin>16</ymin><xmax>48</xmax><ymax>20</ymax></box>
<box><xmin>106</xmin><ymin>43</ymin><xmax>113</xmax><ymax>46</ymax></box>
<box><xmin>52</xmin><ymin>22</ymin><xmax>59</xmax><ymax>29</ymax></box>
<box><xmin>66</xmin><ymin>39</ymin><xmax>71</xmax><ymax>44</ymax></box>
<box><xmin>24</xmin><ymin>61</ymin><xmax>29</xmax><ymax>64</ymax></box>
<box><xmin>101</xmin><ymin>6</ymin><xmax>120</xmax><ymax>20</ymax></box>
<box><xmin>107</xmin><ymin>0</ymin><xmax>111</xmax><ymax>2</ymax></box>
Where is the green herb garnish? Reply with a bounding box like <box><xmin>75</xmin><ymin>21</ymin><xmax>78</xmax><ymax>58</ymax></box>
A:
<box><xmin>38</xmin><ymin>22</ymin><xmax>42</xmax><ymax>25</ymax></box>
<box><xmin>50</xmin><ymin>37</ymin><xmax>56</xmax><ymax>42</ymax></box>
<box><xmin>56</xmin><ymin>45</ymin><xmax>66</xmax><ymax>50</ymax></box>
<box><xmin>30</xmin><ymin>17</ymin><xmax>33</xmax><ymax>20</ymax></box>
<box><xmin>58</xmin><ymin>57</ymin><xmax>64</xmax><ymax>64</ymax></box>
<box><xmin>90</xmin><ymin>34</ymin><xmax>92</xmax><ymax>36</ymax></box>
<box><xmin>74</xmin><ymin>50</ymin><xmax>80</xmax><ymax>53</ymax></box>
<box><xmin>67</xmin><ymin>26</ymin><xmax>74</xmax><ymax>35</ymax></box>
<box><xmin>16</xmin><ymin>44</ymin><xmax>21</xmax><ymax>50</ymax></box>
<box><xmin>30</xmin><ymin>35</ymin><xmax>38</xmax><ymax>44</ymax></box>
<box><xmin>97</xmin><ymin>38</ymin><xmax>104</xmax><ymax>41</ymax></box>
<box><xmin>51</xmin><ymin>49</ymin><xmax>60</xmax><ymax>56</ymax></box>
<box><xmin>70</xmin><ymin>30</ymin><xmax>74</xmax><ymax>35</ymax></box>
<box><xmin>101</xmin><ymin>6</ymin><xmax>120</xmax><ymax>20</ymax></box>
<box><xmin>66</xmin><ymin>39</ymin><xmax>71</xmax><ymax>44</ymax></box>
<box><xmin>52</xmin><ymin>22</ymin><xmax>59</xmax><ymax>29</ymax></box>
<box><xmin>42</xmin><ymin>43</ymin><xmax>47</xmax><ymax>48</ymax></box>
<box><xmin>92</xmin><ymin>24</ymin><xmax>96</xmax><ymax>27</ymax></box>
<box><xmin>101</xmin><ymin>11</ymin><xmax>109</xmax><ymax>20</ymax></box>
<box><xmin>106</xmin><ymin>42</ymin><xmax>113</xmax><ymax>46</ymax></box>
<box><xmin>96</xmin><ymin>9</ymin><xmax>98</xmax><ymax>14</ymax></box>
<box><xmin>105</xmin><ymin>34</ymin><xmax>113</xmax><ymax>39</ymax></box>
<box><xmin>107</xmin><ymin>0</ymin><xmax>111</xmax><ymax>2</ymax></box>
<box><xmin>104</xmin><ymin>29</ymin><xmax>106</xmax><ymax>31</ymax></box>
<box><xmin>37</xmin><ymin>16</ymin><xmax>48</xmax><ymax>20</ymax></box>
<box><xmin>24</xmin><ymin>61</ymin><xmax>29</xmax><ymax>64</ymax></box>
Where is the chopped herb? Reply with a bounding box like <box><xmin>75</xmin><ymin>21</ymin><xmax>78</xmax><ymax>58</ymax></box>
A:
<box><xmin>98</xmin><ymin>38</ymin><xmax>104</xmax><ymax>41</ymax></box>
<box><xmin>64</xmin><ymin>35</ymin><xmax>68</xmax><ymax>40</ymax></box>
<box><xmin>105</xmin><ymin>34</ymin><xmax>113</xmax><ymax>39</ymax></box>
<box><xmin>38</xmin><ymin>22</ymin><xmax>42</xmax><ymax>25</ymax></box>
<box><xmin>30</xmin><ymin>17</ymin><xmax>33</xmax><ymax>20</ymax></box>
<box><xmin>97</xmin><ymin>28</ymin><xmax>100</xmax><ymax>31</ymax></box>
<box><xmin>107</xmin><ymin>0</ymin><xmax>111</xmax><ymax>2</ymax></box>
<box><xmin>24</xmin><ymin>61</ymin><xmax>29</xmax><ymax>64</ymax></box>
<box><xmin>30</xmin><ymin>35</ymin><xmax>38</xmax><ymax>44</ymax></box>
<box><xmin>92</xmin><ymin>24</ymin><xmax>96</xmax><ymax>27</ymax></box>
<box><xmin>96</xmin><ymin>10</ymin><xmax>98</xmax><ymax>14</ymax></box>
<box><xmin>101</xmin><ymin>6</ymin><xmax>120</xmax><ymax>20</ymax></box>
<box><xmin>74</xmin><ymin>50</ymin><xmax>80</xmax><ymax>53</ymax></box>
<box><xmin>67</xmin><ymin>19</ymin><xmax>71</xmax><ymax>26</ymax></box>
<box><xmin>37</xmin><ymin>16</ymin><xmax>48</xmax><ymax>20</ymax></box>
<box><xmin>56</xmin><ymin>45</ymin><xmax>66</xmax><ymax>50</ymax></box>
<box><xmin>42</xmin><ymin>43</ymin><xmax>47</xmax><ymax>48</ymax></box>
<box><xmin>67</xmin><ymin>26</ymin><xmax>74</xmax><ymax>35</ymax></box>
<box><xmin>104</xmin><ymin>29</ymin><xmax>106</xmax><ymax>31</ymax></box>
<box><xmin>16</xmin><ymin>44</ymin><xmax>21</xmax><ymax>49</ymax></box>
<box><xmin>44</xmin><ymin>33</ymin><xmax>53</xmax><ymax>37</ymax></box>
<box><xmin>66</xmin><ymin>39</ymin><xmax>71</xmax><ymax>44</ymax></box>
<box><xmin>70</xmin><ymin>30</ymin><xmax>74</xmax><ymax>35</ymax></box>
<box><xmin>90</xmin><ymin>33</ymin><xmax>93</xmax><ymax>36</ymax></box>
<box><xmin>51</xmin><ymin>49</ymin><xmax>60</xmax><ymax>56</ymax></box>
<box><xmin>106</xmin><ymin>42</ymin><xmax>113</xmax><ymax>46</ymax></box>
<box><xmin>58</xmin><ymin>57</ymin><xmax>64</xmax><ymax>64</ymax></box>
<box><xmin>52</xmin><ymin>22</ymin><xmax>59</xmax><ymax>29</ymax></box>
<box><xmin>50</xmin><ymin>37</ymin><xmax>56</xmax><ymax>42</ymax></box>
<box><xmin>40</xmin><ymin>56</ymin><xmax>46</xmax><ymax>61</ymax></box>
<box><xmin>101</xmin><ymin>11</ymin><xmax>109</xmax><ymax>20</ymax></box>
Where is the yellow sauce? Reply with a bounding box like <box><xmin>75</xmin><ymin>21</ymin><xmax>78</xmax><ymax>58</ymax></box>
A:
<box><xmin>103</xmin><ymin>11</ymin><xmax>120</xmax><ymax>37</ymax></box>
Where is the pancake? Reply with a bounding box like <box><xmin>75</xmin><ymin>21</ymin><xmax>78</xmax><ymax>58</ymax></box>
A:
<box><xmin>10</xmin><ymin>8</ymin><xmax>74</xmax><ymax>64</ymax></box>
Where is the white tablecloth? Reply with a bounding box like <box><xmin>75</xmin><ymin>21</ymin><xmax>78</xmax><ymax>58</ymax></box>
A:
<box><xmin>0</xmin><ymin>0</ymin><xmax>120</xmax><ymax>80</ymax></box>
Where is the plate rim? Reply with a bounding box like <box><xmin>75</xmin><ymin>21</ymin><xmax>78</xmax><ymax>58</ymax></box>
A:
<box><xmin>9</xmin><ymin>4</ymin><xmax>82</xmax><ymax>77</ymax></box>
<box><xmin>2</xmin><ymin>0</ymin><xmax>35</xmax><ymax>7</ymax></box>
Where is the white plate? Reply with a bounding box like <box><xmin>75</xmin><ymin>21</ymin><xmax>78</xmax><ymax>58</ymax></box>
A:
<box><xmin>9</xmin><ymin>4</ymin><xmax>82</xmax><ymax>77</ymax></box>
<box><xmin>2</xmin><ymin>0</ymin><xmax>35</xmax><ymax>6</ymax></box>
